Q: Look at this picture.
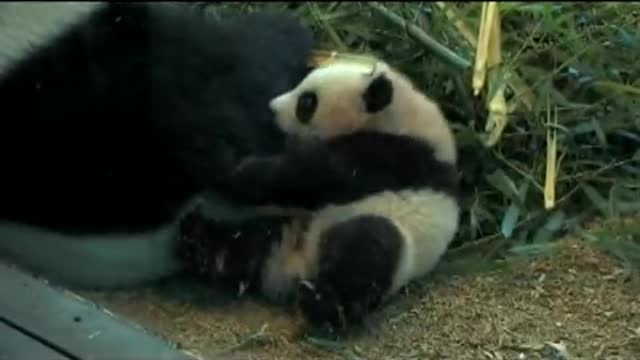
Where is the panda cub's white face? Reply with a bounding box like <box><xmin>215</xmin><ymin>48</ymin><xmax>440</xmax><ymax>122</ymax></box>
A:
<box><xmin>268</xmin><ymin>61</ymin><xmax>393</xmax><ymax>140</ymax></box>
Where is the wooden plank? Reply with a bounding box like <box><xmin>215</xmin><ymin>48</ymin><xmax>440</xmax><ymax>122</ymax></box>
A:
<box><xmin>0</xmin><ymin>320</ymin><xmax>71</xmax><ymax>360</ymax></box>
<box><xmin>0</xmin><ymin>262</ymin><xmax>197</xmax><ymax>360</ymax></box>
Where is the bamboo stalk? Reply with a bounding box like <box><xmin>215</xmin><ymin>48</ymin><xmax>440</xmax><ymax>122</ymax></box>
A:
<box><xmin>368</xmin><ymin>2</ymin><xmax>472</xmax><ymax>71</ymax></box>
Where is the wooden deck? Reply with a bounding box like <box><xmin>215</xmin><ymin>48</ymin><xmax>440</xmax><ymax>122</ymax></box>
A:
<box><xmin>0</xmin><ymin>262</ymin><xmax>198</xmax><ymax>360</ymax></box>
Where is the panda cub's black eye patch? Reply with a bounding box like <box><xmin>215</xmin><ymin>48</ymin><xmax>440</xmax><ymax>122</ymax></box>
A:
<box><xmin>296</xmin><ymin>91</ymin><xmax>317</xmax><ymax>124</ymax></box>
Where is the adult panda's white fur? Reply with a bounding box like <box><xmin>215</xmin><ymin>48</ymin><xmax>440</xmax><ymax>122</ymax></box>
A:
<box><xmin>198</xmin><ymin>58</ymin><xmax>460</xmax><ymax>328</ymax></box>
<box><xmin>0</xmin><ymin>3</ymin><xmax>314</xmax><ymax>289</ymax></box>
<box><xmin>0</xmin><ymin>2</ymin><xmax>103</xmax><ymax>74</ymax></box>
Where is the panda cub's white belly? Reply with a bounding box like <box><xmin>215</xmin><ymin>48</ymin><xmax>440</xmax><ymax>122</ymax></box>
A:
<box><xmin>259</xmin><ymin>188</ymin><xmax>460</xmax><ymax>301</ymax></box>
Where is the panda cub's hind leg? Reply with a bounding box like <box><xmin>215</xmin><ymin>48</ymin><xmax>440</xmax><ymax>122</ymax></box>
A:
<box><xmin>297</xmin><ymin>214</ymin><xmax>403</xmax><ymax>330</ymax></box>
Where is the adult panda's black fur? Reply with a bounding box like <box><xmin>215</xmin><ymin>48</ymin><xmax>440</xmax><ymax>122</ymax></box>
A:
<box><xmin>178</xmin><ymin>58</ymin><xmax>460</xmax><ymax>330</ymax></box>
<box><xmin>0</xmin><ymin>2</ymin><xmax>314</xmax><ymax>289</ymax></box>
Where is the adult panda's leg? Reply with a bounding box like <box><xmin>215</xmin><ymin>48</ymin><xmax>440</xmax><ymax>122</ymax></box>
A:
<box><xmin>0</xmin><ymin>219</ymin><xmax>184</xmax><ymax>289</ymax></box>
<box><xmin>0</xmin><ymin>191</ymin><xmax>253</xmax><ymax>290</ymax></box>
<box><xmin>297</xmin><ymin>214</ymin><xmax>403</xmax><ymax>329</ymax></box>
<box><xmin>177</xmin><ymin>208</ymin><xmax>293</xmax><ymax>296</ymax></box>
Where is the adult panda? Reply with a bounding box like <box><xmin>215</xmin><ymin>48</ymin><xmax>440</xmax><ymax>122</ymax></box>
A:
<box><xmin>178</xmin><ymin>57</ymin><xmax>461</xmax><ymax>329</ymax></box>
<box><xmin>0</xmin><ymin>2</ymin><xmax>314</xmax><ymax>289</ymax></box>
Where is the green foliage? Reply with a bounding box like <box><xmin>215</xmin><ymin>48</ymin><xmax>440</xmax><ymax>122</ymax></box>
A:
<box><xmin>202</xmin><ymin>2</ymin><xmax>640</xmax><ymax>259</ymax></box>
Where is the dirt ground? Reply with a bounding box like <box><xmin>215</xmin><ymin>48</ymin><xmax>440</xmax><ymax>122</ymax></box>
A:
<box><xmin>81</xmin><ymin>228</ymin><xmax>640</xmax><ymax>360</ymax></box>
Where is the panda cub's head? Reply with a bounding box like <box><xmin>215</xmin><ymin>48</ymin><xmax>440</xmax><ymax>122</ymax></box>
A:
<box><xmin>269</xmin><ymin>59</ymin><xmax>395</xmax><ymax>140</ymax></box>
<box><xmin>269</xmin><ymin>57</ymin><xmax>457</xmax><ymax>165</ymax></box>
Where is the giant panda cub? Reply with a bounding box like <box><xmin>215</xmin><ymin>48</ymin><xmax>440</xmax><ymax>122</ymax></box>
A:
<box><xmin>178</xmin><ymin>57</ymin><xmax>460</xmax><ymax>329</ymax></box>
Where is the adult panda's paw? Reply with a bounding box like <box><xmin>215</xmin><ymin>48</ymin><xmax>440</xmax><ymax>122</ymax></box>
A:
<box><xmin>176</xmin><ymin>210</ymin><xmax>219</xmax><ymax>277</ymax></box>
<box><xmin>176</xmin><ymin>210</ymin><xmax>239</xmax><ymax>283</ymax></box>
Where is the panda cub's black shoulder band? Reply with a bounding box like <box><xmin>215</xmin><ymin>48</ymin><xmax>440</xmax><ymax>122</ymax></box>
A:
<box><xmin>220</xmin><ymin>131</ymin><xmax>459</xmax><ymax>209</ymax></box>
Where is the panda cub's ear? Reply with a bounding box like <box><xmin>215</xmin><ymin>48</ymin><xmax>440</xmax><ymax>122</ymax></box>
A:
<box><xmin>362</xmin><ymin>73</ymin><xmax>393</xmax><ymax>114</ymax></box>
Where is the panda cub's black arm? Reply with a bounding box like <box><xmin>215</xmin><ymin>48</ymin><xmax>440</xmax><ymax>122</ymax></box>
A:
<box><xmin>220</xmin><ymin>139</ymin><xmax>344</xmax><ymax>209</ymax></box>
<box><xmin>220</xmin><ymin>131</ymin><xmax>456</xmax><ymax>209</ymax></box>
